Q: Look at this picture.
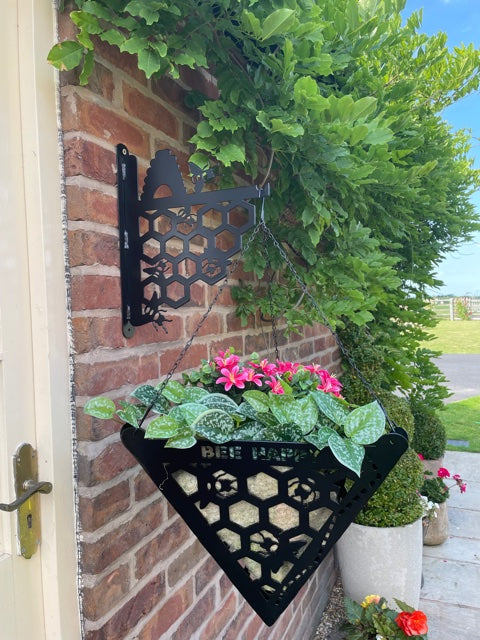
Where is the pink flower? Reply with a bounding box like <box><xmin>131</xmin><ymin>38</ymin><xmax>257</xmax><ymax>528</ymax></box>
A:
<box><xmin>276</xmin><ymin>360</ymin><xmax>299</xmax><ymax>376</ymax></box>
<box><xmin>417</xmin><ymin>453</ymin><xmax>425</xmax><ymax>461</ymax></box>
<box><xmin>265</xmin><ymin>376</ymin><xmax>285</xmax><ymax>394</ymax></box>
<box><xmin>460</xmin><ymin>483</ymin><xmax>467</xmax><ymax>493</ymax></box>
<box><xmin>214</xmin><ymin>353</ymin><xmax>240</xmax><ymax>369</ymax></box>
<box><xmin>452</xmin><ymin>474</ymin><xmax>461</xmax><ymax>481</ymax></box>
<box><xmin>244</xmin><ymin>368</ymin><xmax>264</xmax><ymax>387</ymax></box>
<box><xmin>250</xmin><ymin>359</ymin><xmax>277</xmax><ymax>376</ymax></box>
<box><xmin>215</xmin><ymin>365</ymin><xmax>248</xmax><ymax>391</ymax></box>
<box><xmin>316</xmin><ymin>370</ymin><xmax>343</xmax><ymax>398</ymax></box>
<box><xmin>437</xmin><ymin>467</ymin><xmax>450</xmax><ymax>479</ymax></box>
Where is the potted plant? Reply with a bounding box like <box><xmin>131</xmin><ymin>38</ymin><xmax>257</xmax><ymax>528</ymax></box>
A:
<box><xmin>84</xmin><ymin>349</ymin><xmax>409</xmax><ymax>625</ymax></box>
<box><xmin>336</xmin><ymin>392</ymin><xmax>425</xmax><ymax>608</ymax></box>
<box><xmin>342</xmin><ymin>594</ymin><xmax>429</xmax><ymax>639</ymax></box>
<box><xmin>420</xmin><ymin>465</ymin><xmax>466</xmax><ymax>545</ymax></box>
<box><xmin>411</xmin><ymin>405</ymin><xmax>447</xmax><ymax>475</ymax></box>
<box><xmin>85</xmin><ymin>349</ymin><xmax>390</xmax><ymax>477</ymax></box>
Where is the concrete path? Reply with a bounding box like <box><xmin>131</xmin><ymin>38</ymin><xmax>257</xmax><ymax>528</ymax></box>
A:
<box><xmin>420</xmin><ymin>450</ymin><xmax>480</xmax><ymax>639</ymax></box>
<box><xmin>434</xmin><ymin>355</ymin><xmax>480</xmax><ymax>403</ymax></box>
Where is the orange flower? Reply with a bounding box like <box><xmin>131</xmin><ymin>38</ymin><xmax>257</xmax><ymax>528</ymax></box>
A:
<box><xmin>395</xmin><ymin>610</ymin><xmax>428</xmax><ymax>636</ymax></box>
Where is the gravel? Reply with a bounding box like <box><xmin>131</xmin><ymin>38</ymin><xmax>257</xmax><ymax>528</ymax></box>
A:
<box><xmin>311</xmin><ymin>577</ymin><xmax>347</xmax><ymax>640</ymax></box>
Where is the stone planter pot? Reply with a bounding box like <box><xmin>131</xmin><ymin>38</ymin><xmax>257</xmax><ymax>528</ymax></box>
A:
<box><xmin>423</xmin><ymin>500</ymin><xmax>449</xmax><ymax>545</ymax></box>
<box><xmin>335</xmin><ymin>519</ymin><xmax>423</xmax><ymax>609</ymax></box>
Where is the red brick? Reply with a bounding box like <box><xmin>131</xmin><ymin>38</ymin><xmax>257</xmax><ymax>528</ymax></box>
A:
<box><xmin>134</xmin><ymin>469</ymin><xmax>158</xmax><ymax>501</ymax></box>
<box><xmin>78</xmin><ymin>440</ymin><xmax>138</xmax><ymax>487</ymax></box>
<box><xmin>76</xmin><ymin>406</ymin><xmax>119</xmax><ymax>442</ymax></box>
<box><xmin>92</xmin><ymin>35</ymin><xmax>148</xmax><ymax>85</ymax></box>
<box><xmin>222</xmin><ymin>601</ymin><xmax>253</xmax><ymax>640</ymax></box>
<box><xmin>160</xmin><ymin>344</ymin><xmax>208</xmax><ymax>376</ymax></box>
<box><xmin>63</xmin><ymin>93</ymin><xmax>150</xmax><ymax>158</ymax></box>
<box><xmin>168</xmin><ymin>538</ymin><xmax>205</xmax><ymax>588</ymax></box>
<box><xmin>137</xmin><ymin>579</ymin><xmax>194</xmax><ymax>640</ymax></box>
<box><xmin>72</xmin><ymin>316</ymin><xmax>123</xmax><ymax>354</ymax></box>
<box><xmin>209</xmin><ymin>335</ymin><xmax>244</xmax><ymax>359</ymax></box>
<box><xmin>245</xmin><ymin>614</ymin><xmax>264</xmax><ymax>640</ymax></box>
<box><xmin>199</xmin><ymin>591</ymin><xmax>237</xmax><ymax>640</ymax></box>
<box><xmin>170</xmin><ymin>588</ymin><xmax>216</xmax><ymax>640</ymax></box>
<box><xmin>66</xmin><ymin>184</ymin><xmax>118</xmax><ymax>226</ymax></box>
<box><xmin>79</xmin><ymin>481</ymin><xmax>130</xmax><ymax>531</ymax></box>
<box><xmin>179</xmin><ymin>67</ymin><xmax>219</xmax><ymax>99</ymax></box>
<box><xmin>226</xmin><ymin>311</ymin><xmax>255</xmax><ymax>333</ymax></box>
<box><xmin>185</xmin><ymin>311</ymin><xmax>223</xmax><ymax>338</ymax></box>
<box><xmin>135</xmin><ymin>516</ymin><xmax>191</xmax><ymax>581</ymax></box>
<box><xmin>245</xmin><ymin>332</ymin><xmax>272</xmax><ymax>355</ymax></box>
<box><xmin>151</xmin><ymin>75</ymin><xmax>195</xmax><ymax>116</ymax></box>
<box><xmin>64</xmin><ymin>137</ymin><xmax>117</xmax><ymax>185</ymax></box>
<box><xmin>195</xmin><ymin>555</ymin><xmax>221</xmax><ymax>595</ymax></box>
<box><xmin>85</xmin><ymin>574</ymin><xmax>165</xmax><ymax>640</ymax></box>
<box><xmin>82</xmin><ymin>499</ymin><xmax>165</xmax><ymax>573</ymax></box>
<box><xmin>207</xmin><ymin>284</ymin><xmax>235</xmax><ymax>307</ymax></box>
<box><xmin>68</xmin><ymin>229</ymin><xmax>119</xmax><ymax>268</ymax></box>
<box><xmin>123</xmin><ymin>83</ymin><xmax>179</xmax><ymax>140</ymax></box>
<box><xmin>85</xmin><ymin>62</ymin><xmax>115</xmax><ymax>102</ymax></box>
<box><xmin>83</xmin><ymin>564</ymin><xmax>130</xmax><ymax>620</ymax></box>
<box><xmin>75</xmin><ymin>353</ymin><xmax>159</xmax><ymax>396</ymax></box>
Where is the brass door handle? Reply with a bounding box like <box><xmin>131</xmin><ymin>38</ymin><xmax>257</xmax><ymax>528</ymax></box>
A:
<box><xmin>0</xmin><ymin>480</ymin><xmax>53</xmax><ymax>512</ymax></box>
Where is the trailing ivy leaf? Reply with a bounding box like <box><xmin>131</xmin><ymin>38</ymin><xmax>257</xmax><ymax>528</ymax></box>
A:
<box><xmin>216</xmin><ymin>143</ymin><xmax>245</xmax><ymax>166</ymax></box>
<box><xmin>137</xmin><ymin>45</ymin><xmax>163</xmax><ymax>78</ymax></box>
<box><xmin>243</xmin><ymin>390</ymin><xmax>270</xmax><ymax>413</ymax></box>
<box><xmin>124</xmin><ymin>0</ymin><xmax>162</xmax><ymax>25</ymax></box>
<box><xmin>344</xmin><ymin>400</ymin><xmax>385</xmax><ymax>444</ymax></box>
<box><xmin>70</xmin><ymin>11</ymin><xmax>103</xmax><ymax>34</ymax></box>
<box><xmin>47</xmin><ymin>41</ymin><xmax>85</xmax><ymax>71</ymax></box>
<box><xmin>192</xmin><ymin>409</ymin><xmax>235</xmax><ymax>444</ymax></box>
<box><xmin>165</xmin><ymin>427</ymin><xmax>196</xmax><ymax>449</ymax></box>
<box><xmin>100</xmin><ymin>29</ymin><xmax>126</xmax><ymax>47</ymax></box>
<box><xmin>327</xmin><ymin>432</ymin><xmax>365</xmax><ymax>476</ymax></box>
<box><xmin>84</xmin><ymin>397</ymin><xmax>116</xmax><ymax>419</ymax></box>
<box><xmin>161</xmin><ymin>380</ymin><xmax>185</xmax><ymax>404</ymax></box>
<box><xmin>145</xmin><ymin>415</ymin><xmax>181</xmax><ymax>439</ymax></box>
<box><xmin>201</xmin><ymin>393</ymin><xmax>239</xmax><ymax>413</ymax></box>
<box><xmin>261</xmin><ymin>9</ymin><xmax>296</xmax><ymax>41</ymax></box>
<box><xmin>310</xmin><ymin>391</ymin><xmax>350</xmax><ymax>426</ymax></box>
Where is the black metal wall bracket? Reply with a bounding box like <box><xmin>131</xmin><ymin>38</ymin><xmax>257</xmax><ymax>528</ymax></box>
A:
<box><xmin>117</xmin><ymin>144</ymin><xmax>270</xmax><ymax>337</ymax></box>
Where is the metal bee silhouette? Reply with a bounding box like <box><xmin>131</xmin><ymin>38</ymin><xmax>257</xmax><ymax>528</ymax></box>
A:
<box><xmin>117</xmin><ymin>144</ymin><xmax>270</xmax><ymax>337</ymax></box>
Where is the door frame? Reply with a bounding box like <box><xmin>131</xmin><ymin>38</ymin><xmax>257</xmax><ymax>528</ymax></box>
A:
<box><xmin>2</xmin><ymin>0</ymin><xmax>81</xmax><ymax>637</ymax></box>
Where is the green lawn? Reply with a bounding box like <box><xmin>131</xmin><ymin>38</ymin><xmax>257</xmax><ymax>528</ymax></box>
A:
<box><xmin>422</xmin><ymin>320</ymin><xmax>480</xmax><ymax>354</ymax></box>
<box><xmin>443</xmin><ymin>395</ymin><xmax>480</xmax><ymax>453</ymax></box>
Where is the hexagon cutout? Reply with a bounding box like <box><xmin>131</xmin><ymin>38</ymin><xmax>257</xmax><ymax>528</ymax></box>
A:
<box><xmin>217</xmin><ymin>528</ymin><xmax>241</xmax><ymax>552</ymax></box>
<box><xmin>165</xmin><ymin>280</ymin><xmax>188</xmax><ymax>305</ymax></box>
<box><xmin>229</xmin><ymin>500</ymin><xmax>259</xmax><ymax>528</ymax></box>
<box><xmin>215</xmin><ymin>229</ymin><xmax>236</xmax><ymax>253</ymax></box>
<box><xmin>200</xmin><ymin>207</ymin><xmax>224</xmax><ymax>230</ymax></box>
<box><xmin>309</xmin><ymin>507</ymin><xmax>332</xmax><ymax>530</ymax></box>
<box><xmin>268</xmin><ymin>503</ymin><xmax>300</xmax><ymax>531</ymax></box>
<box><xmin>141</xmin><ymin>237</ymin><xmax>161</xmax><ymax>263</ymax></box>
<box><xmin>197</xmin><ymin>501</ymin><xmax>220</xmax><ymax>524</ymax></box>
<box><xmin>228</xmin><ymin>205</ymin><xmax>252</xmax><ymax>230</ymax></box>
<box><xmin>172</xmin><ymin>470</ymin><xmax>198</xmax><ymax>495</ymax></box>
<box><xmin>247</xmin><ymin>473</ymin><xmax>278</xmax><ymax>500</ymax></box>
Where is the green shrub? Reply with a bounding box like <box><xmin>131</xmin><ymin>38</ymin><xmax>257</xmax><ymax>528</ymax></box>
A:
<box><xmin>420</xmin><ymin>471</ymin><xmax>449</xmax><ymax>504</ymax></box>
<box><xmin>411</xmin><ymin>406</ymin><xmax>447</xmax><ymax>460</ymax></box>
<box><xmin>354</xmin><ymin>392</ymin><xmax>424</xmax><ymax>527</ymax></box>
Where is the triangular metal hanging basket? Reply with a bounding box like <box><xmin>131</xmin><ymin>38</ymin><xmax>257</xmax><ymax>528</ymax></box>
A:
<box><xmin>121</xmin><ymin>424</ymin><xmax>408</xmax><ymax>625</ymax></box>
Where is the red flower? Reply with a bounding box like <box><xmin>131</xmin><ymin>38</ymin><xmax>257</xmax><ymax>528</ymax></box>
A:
<box><xmin>437</xmin><ymin>467</ymin><xmax>450</xmax><ymax>478</ymax></box>
<box><xmin>395</xmin><ymin>610</ymin><xmax>428</xmax><ymax>636</ymax></box>
<box><xmin>460</xmin><ymin>483</ymin><xmax>467</xmax><ymax>493</ymax></box>
<box><xmin>265</xmin><ymin>376</ymin><xmax>285</xmax><ymax>394</ymax></box>
<box><xmin>417</xmin><ymin>453</ymin><xmax>425</xmax><ymax>461</ymax></box>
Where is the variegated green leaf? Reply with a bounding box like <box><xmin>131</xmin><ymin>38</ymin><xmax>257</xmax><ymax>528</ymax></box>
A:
<box><xmin>84</xmin><ymin>397</ymin><xmax>116</xmax><ymax>419</ymax></box>
<box><xmin>310</xmin><ymin>390</ymin><xmax>350</xmax><ymax>426</ymax></box>
<box><xmin>293</xmin><ymin>395</ymin><xmax>318</xmax><ymax>432</ymax></box>
<box><xmin>328</xmin><ymin>433</ymin><xmax>365</xmax><ymax>476</ymax></box>
<box><xmin>268</xmin><ymin>394</ymin><xmax>297</xmax><ymax>423</ymax></box>
<box><xmin>178</xmin><ymin>403</ymin><xmax>209</xmax><ymax>424</ymax></box>
<box><xmin>344</xmin><ymin>401</ymin><xmax>385</xmax><ymax>444</ymax></box>
<box><xmin>183</xmin><ymin>387</ymin><xmax>210</xmax><ymax>403</ymax></box>
<box><xmin>161</xmin><ymin>380</ymin><xmax>185</xmax><ymax>403</ymax></box>
<box><xmin>192</xmin><ymin>409</ymin><xmax>235</xmax><ymax>444</ymax></box>
<box><xmin>130</xmin><ymin>384</ymin><xmax>169</xmax><ymax>412</ymax></box>
<box><xmin>201</xmin><ymin>393</ymin><xmax>239</xmax><ymax>413</ymax></box>
<box><xmin>243</xmin><ymin>390</ymin><xmax>270</xmax><ymax>413</ymax></box>
<box><xmin>165</xmin><ymin>428</ymin><xmax>196</xmax><ymax>449</ymax></box>
<box><xmin>145</xmin><ymin>415</ymin><xmax>180</xmax><ymax>439</ymax></box>
<box><xmin>117</xmin><ymin>403</ymin><xmax>143</xmax><ymax>426</ymax></box>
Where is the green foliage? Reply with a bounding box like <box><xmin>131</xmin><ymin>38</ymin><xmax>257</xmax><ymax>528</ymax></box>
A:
<box><xmin>411</xmin><ymin>406</ymin><xmax>447</xmax><ymax>460</ymax></box>
<box><xmin>420</xmin><ymin>471</ymin><xmax>449</xmax><ymax>504</ymax></box>
<box><xmin>51</xmin><ymin>1</ymin><xmax>480</xmax><ymax>398</ymax></box>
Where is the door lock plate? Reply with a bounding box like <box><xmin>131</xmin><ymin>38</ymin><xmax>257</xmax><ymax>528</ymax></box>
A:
<box><xmin>14</xmin><ymin>443</ymin><xmax>44</xmax><ymax>559</ymax></box>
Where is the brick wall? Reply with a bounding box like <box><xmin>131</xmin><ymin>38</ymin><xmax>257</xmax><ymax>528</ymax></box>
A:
<box><xmin>60</xmin><ymin>13</ymin><xmax>340</xmax><ymax>639</ymax></box>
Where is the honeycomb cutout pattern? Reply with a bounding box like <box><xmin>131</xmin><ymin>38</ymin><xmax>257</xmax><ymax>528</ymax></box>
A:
<box><xmin>117</xmin><ymin>145</ymin><xmax>265</xmax><ymax>334</ymax></box>
<box><xmin>120</xmin><ymin>427</ymin><xmax>408</xmax><ymax>625</ymax></box>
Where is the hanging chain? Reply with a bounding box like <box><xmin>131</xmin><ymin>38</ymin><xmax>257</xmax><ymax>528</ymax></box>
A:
<box><xmin>138</xmin><ymin>221</ymin><xmax>265</xmax><ymax>427</ymax></box>
<box><xmin>260</xmin><ymin>221</ymin><xmax>398</xmax><ymax>431</ymax></box>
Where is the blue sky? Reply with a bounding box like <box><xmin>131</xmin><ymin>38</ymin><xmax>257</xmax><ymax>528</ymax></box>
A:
<box><xmin>403</xmin><ymin>0</ymin><xmax>480</xmax><ymax>296</ymax></box>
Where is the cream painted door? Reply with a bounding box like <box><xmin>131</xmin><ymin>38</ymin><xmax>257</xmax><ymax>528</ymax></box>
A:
<box><xmin>0</xmin><ymin>1</ymin><xmax>80</xmax><ymax>638</ymax></box>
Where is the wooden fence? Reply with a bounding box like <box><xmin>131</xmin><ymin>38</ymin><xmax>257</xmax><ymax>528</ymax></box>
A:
<box><xmin>429</xmin><ymin>296</ymin><xmax>480</xmax><ymax>320</ymax></box>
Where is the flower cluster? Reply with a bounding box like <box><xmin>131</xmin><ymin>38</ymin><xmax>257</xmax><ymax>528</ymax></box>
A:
<box><xmin>343</xmin><ymin>595</ymin><xmax>428</xmax><ymax>639</ymax></box>
<box><xmin>211</xmin><ymin>349</ymin><xmax>343</xmax><ymax>397</ymax></box>
<box><xmin>420</xmin><ymin>465</ymin><xmax>466</xmax><ymax>505</ymax></box>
